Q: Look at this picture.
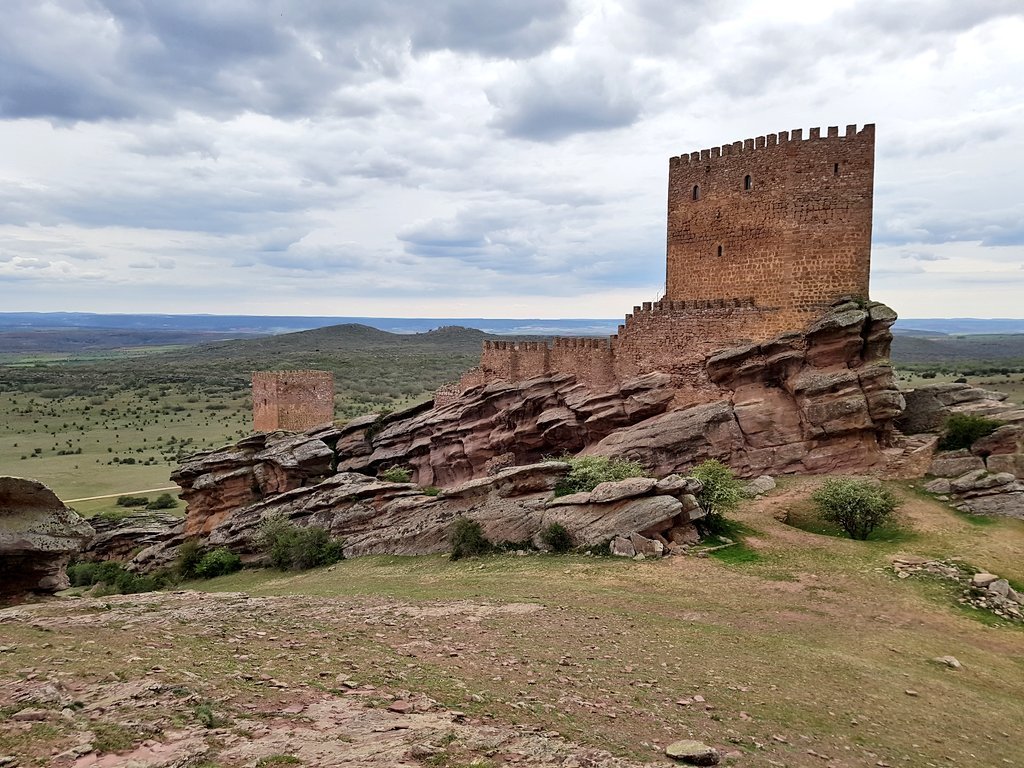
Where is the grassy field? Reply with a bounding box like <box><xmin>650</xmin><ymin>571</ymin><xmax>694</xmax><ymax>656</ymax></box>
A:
<box><xmin>0</xmin><ymin>324</ymin><xmax>486</xmax><ymax>508</ymax></box>
<box><xmin>2</xmin><ymin>481</ymin><xmax>1022</xmax><ymax>767</ymax></box>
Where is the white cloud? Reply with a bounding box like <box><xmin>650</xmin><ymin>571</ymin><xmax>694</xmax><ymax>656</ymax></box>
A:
<box><xmin>0</xmin><ymin>0</ymin><xmax>1022</xmax><ymax>317</ymax></box>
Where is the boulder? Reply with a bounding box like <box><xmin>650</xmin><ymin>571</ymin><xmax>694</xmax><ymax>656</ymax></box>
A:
<box><xmin>610</xmin><ymin>536</ymin><xmax>636</xmax><ymax>558</ymax></box>
<box><xmin>589</xmin><ymin>477</ymin><xmax>658</xmax><ymax>503</ymax></box>
<box><xmin>923</xmin><ymin>478</ymin><xmax>951</xmax><ymax>495</ymax></box>
<box><xmin>629</xmin><ymin>532</ymin><xmax>664</xmax><ymax>558</ymax></box>
<box><xmin>0</xmin><ymin>477</ymin><xmax>94</xmax><ymax>598</ymax></box>
<box><xmin>950</xmin><ymin>470</ymin><xmax>1016</xmax><ymax>494</ymax></box>
<box><xmin>744</xmin><ymin>475</ymin><xmax>776</xmax><ymax>496</ymax></box>
<box><xmin>929</xmin><ymin>450</ymin><xmax>985</xmax><ymax>478</ymax></box>
<box><xmin>665</xmin><ymin>739</ymin><xmax>720</xmax><ymax>765</ymax></box>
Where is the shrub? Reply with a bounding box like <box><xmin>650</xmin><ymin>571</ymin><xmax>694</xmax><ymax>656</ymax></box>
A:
<box><xmin>116</xmin><ymin>495</ymin><xmax>149</xmax><ymax>508</ymax></box>
<box><xmin>691</xmin><ymin>459</ymin><xmax>743</xmax><ymax>534</ymax></box>
<box><xmin>812</xmin><ymin>478</ymin><xmax>900</xmax><ymax>540</ymax></box>
<box><xmin>554</xmin><ymin>456</ymin><xmax>649</xmax><ymax>496</ymax></box>
<box><xmin>194</xmin><ymin>548</ymin><xmax>242</xmax><ymax>579</ymax></box>
<box><xmin>379</xmin><ymin>465</ymin><xmax>412</xmax><ymax>483</ymax></box>
<box><xmin>449</xmin><ymin>517</ymin><xmax>491</xmax><ymax>560</ymax></box>
<box><xmin>146</xmin><ymin>493</ymin><xmax>178</xmax><ymax>510</ymax></box>
<box><xmin>66</xmin><ymin>559</ymin><xmax>171</xmax><ymax>594</ymax></box>
<box><xmin>539</xmin><ymin>523</ymin><xmax>573</xmax><ymax>553</ymax></box>
<box><xmin>176</xmin><ymin>539</ymin><xmax>203</xmax><ymax>579</ymax></box>
<box><xmin>938</xmin><ymin>413</ymin><xmax>1002</xmax><ymax>451</ymax></box>
<box><xmin>422</xmin><ymin>486</ymin><xmax>441</xmax><ymax>496</ymax></box>
<box><xmin>256</xmin><ymin>514</ymin><xmax>344</xmax><ymax>571</ymax></box>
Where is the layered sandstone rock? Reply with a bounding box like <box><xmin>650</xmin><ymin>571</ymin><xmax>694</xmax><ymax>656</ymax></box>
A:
<box><xmin>163</xmin><ymin>463</ymin><xmax>705</xmax><ymax>564</ymax></box>
<box><xmin>82</xmin><ymin>512</ymin><xmax>182</xmax><ymax>562</ymax></box>
<box><xmin>331</xmin><ymin>300</ymin><xmax>903</xmax><ymax>484</ymax></box>
<box><xmin>0</xmin><ymin>477</ymin><xmax>94</xmax><ymax>598</ymax></box>
<box><xmin>163</xmin><ymin>301</ymin><xmax>903</xmax><ymax>560</ymax></box>
<box><xmin>171</xmin><ymin>430</ymin><xmax>335</xmax><ymax>536</ymax></box>
<box><xmin>910</xmin><ymin>384</ymin><xmax>1024</xmax><ymax>518</ymax></box>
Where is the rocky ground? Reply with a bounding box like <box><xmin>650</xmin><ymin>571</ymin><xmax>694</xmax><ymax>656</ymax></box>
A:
<box><xmin>2</xmin><ymin>482</ymin><xmax>1023</xmax><ymax>768</ymax></box>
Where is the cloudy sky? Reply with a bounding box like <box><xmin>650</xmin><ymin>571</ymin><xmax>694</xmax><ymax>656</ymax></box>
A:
<box><xmin>1</xmin><ymin>0</ymin><xmax>1022</xmax><ymax>319</ymax></box>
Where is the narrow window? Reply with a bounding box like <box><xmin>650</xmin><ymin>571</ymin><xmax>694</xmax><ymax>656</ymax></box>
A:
<box><xmin>717</xmin><ymin>245</ymin><xmax>723</xmax><ymax>257</ymax></box>
<box><xmin>743</xmin><ymin>174</ymin><xmax>752</xmax><ymax>191</ymax></box>
<box><xmin>692</xmin><ymin>185</ymin><xmax>700</xmax><ymax>201</ymax></box>
<box><xmin>833</xmin><ymin>162</ymin><xmax>840</xmax><ymax>176</ymax></box>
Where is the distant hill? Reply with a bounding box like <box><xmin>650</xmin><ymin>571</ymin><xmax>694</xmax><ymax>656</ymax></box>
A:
<box><xmin>893</xmin><ymin>318</ymin><xmax>1024</xmax><ymax>335</ymax></box>
<box><xmin>891</xmin><ymin>333</ymin><xmax>1024</xmax><ymax>365</ymax></box>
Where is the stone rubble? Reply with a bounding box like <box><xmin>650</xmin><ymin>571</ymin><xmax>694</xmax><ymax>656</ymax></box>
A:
<box><xmin>890</xmin><ymin>556</ymin><xmax>1023</xmax><ymax>623</ymax></box>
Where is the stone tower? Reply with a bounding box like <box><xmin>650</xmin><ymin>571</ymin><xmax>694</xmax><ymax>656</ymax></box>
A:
<box><xmin>252</xmin><ymin>370</ymin><xmax>334</xmax><ymax>432</ymax></box>
<box><xmin>665</xmin><ymin>124</ymin><xmax>875</xmax><ymax>329</ymax></box>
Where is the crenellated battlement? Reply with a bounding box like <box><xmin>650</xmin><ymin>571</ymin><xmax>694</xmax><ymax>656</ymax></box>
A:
<box><xmin>670</xmin><ymin>124</ymin><xmax>873</xmax><ymax>166</ymax></box>
<box><xmin>442</xmin><ymin>121</ymin><xmax>876</xmax><ymax>402</ymax></box>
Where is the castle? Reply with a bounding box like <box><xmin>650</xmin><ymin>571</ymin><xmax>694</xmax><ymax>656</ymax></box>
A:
<box><xmin>252</xmin><ymin>370</ymin><xmax>334</xmax><ymax>432</ymax></box>
<box><xmin>437</xmin><ymin>124</ymin><xmax>875</xmax><ymax>405</ymax></box>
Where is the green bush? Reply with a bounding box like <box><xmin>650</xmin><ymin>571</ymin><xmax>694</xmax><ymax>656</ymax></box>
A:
<box><xmin>116</xmin><ymin>495</ymin><xmax>149</xmax><ymax>508</ymax></box>
<box><xmin>176</xmin><ymin>539</ymin><xmax>204</xmax><ymax>580</ymax></box>
<box><xmin>811</xmin><ymin>478</ymin><xmax>900</xmax><ymax>540</ymax></box>
<box><xmin>146</xmin><ymin>493</ymin><xmax>178</xmax><ymax>510</ymax></box>
<box><xmin>379</xmin><ymin>466</ymin><xmax>412</xmax><ymax>483</ymax></box>
<box><xmin>938</xmin><ymin>413</ymin><xmax>1003</xmax><ymax>451</ymax></box>
<box><xmin>449</xmin><ymin>517</ymin><xmax>491</xmax><ymax>560</ymax></box>
<box><xmin>194</xmin><ymin>548</ymin><xmax>242</xmax><ymax>578</ymax></box>
<box><xmin>554</xmin><ymin>456</ymin><xmax>649</xmax><ymax>496</ymax></box>
<box><xmin>539</xmin><ymin>523</ymin><xmax>573</xmax><ymax>553</ymax></box>
<box><xmin>256</xmin><ymin>514</ymin><xmax>344</xmax><ymax>571</ymax></box>
<box><xmin>66</xmin><ymin>560</ymin><xmax>170</xmax><ymax>594</ymax></box>
<box><xmin>691</xmin><ymin>459</ymin><xmax>743</xmax><ymax>534</ymax></box>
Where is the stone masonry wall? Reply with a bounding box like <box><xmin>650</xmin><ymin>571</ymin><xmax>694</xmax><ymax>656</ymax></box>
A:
<box><xmin>252</xmin><ymin>370</ymin><xmax>335</xmax><ymax>432</ymax></box>
<box><xmin>436</xmin><ymin>124</ymin><xmax>875</xmax><ymax>400</ymax></box>
<box><xmin>667</xmin><ymin>124</ymin><xmax>874</xmax><ymax>330</ymax></box>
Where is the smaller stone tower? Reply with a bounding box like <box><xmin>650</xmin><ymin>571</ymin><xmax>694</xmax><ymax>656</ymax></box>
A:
<box><xmin>252</xmin><ymin>370</ymin><xmax>334</xmax><ymax>432</ymax></box>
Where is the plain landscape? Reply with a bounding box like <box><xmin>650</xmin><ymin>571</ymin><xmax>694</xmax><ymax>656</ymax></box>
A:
<box><xmin>3</xmin><ymin>318</ymin><xmax>1024</xmax><ymax>768</ymax></box>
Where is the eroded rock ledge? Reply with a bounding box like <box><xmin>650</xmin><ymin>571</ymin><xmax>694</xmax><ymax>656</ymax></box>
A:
<box><xmin>0</xmin><ymin>476</ymin><xmax>94</xmax><ymax>599</ymax></box>
<box><xmin>134</xmin><ymin>463</ymin><xmax>707</xmax><ymax>571</ymax></box>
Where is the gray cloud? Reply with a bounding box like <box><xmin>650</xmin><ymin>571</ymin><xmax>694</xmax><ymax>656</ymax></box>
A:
<box><xmin>488</xmin><ymin>55</ymin><xmax>657</xmax><ymax>141</ymax></box>
<box><xmin>0</xmin><ymin>1</ymin><xmax>572</xmax><ymax>122</ymax></box>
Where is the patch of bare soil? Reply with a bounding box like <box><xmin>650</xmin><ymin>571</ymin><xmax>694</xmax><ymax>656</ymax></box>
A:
<box><xmin>0</xmin><ymin>592</ymin><xmax>646</xmax><ymax>768</ymax></box>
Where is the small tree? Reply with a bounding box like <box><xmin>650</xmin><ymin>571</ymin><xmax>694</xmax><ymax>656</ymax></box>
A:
<box><xmin>691</xmin><ymin>459</ymin><xmax>743</xmax><ymax>533</ymax></box>
<box><xmin>555</xmin><ymin>456</ymin><xmax>649</xmax><ymax>496</ymax></box>
<box><xmin>146</xmin><ymin>493</ymin><xmax>178</xmax><ymax>510</ymax></box>
<box><xmin>938</xmin><ymin>413</ymin><xmax>1002</xmax><ymax>451</ymax></box>
<box><xmin>449</xmin><ymin>517</ymin><xmax>491</xmax><ymax>560</ymax></box>
<box><xmin>812</xmin><ymin>478</ymin><xmax>899</xmax><ymax>540</ymax></box>
<box><xmin>540</xmin><ymin>523</ymin><xmax>573</xmax><ymax>553</ymax></box>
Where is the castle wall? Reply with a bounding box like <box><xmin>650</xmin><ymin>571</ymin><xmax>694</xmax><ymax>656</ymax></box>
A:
<box><xmin>666</xmin><ymin>124</ymin><xmax>874</xmax><ymax>327</ymax></box>
<box><xmin>612</xmin><ymin>299</ymin><xmax>774</xmax><ymax>380</ymax></box>
<box><xmin>439</xmin><ymin>124</ymin><xmax>875</xmax><ymax>401</ymax></box>
<box><xmin>252</xmin><ymin>370</ymin><xmax>334</xmax><ymax>432</ymax></box>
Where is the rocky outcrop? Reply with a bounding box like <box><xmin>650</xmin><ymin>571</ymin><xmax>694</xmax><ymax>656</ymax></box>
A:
<box><xmin>133</xmin><ymin>464</ymin><xmax>707</xmax><ymax>570</ymax></box>
<box><xmin>82</xmin><ymin>512</ymin><xmax>182</xmax><ymax>562</ymax></box>
<box><xmin>587</xmin><ymin>301</ymin><xmax>902</xmax><ymax>477</ymax></box>
<box><xmin>158</xmin><ymin>302</ymin><xmax>903</xmax><ymax>559</ymax></box>
<box><xmin>321</xmin><ymin>300</ymin><xmax>902</xmax><ymax>485</ymax></box>
<box><xmin>197</xmin><ymin>463</ymin><xmax>705</xmax><ymax>562</ymax></box>
<box><xmin>914</xmin><ymin>390</ymin><xmax>1024</xmax><ymax>518</ymax></box>
<box><xmin>897</xmin><ymin>383</ymin><xmax>1024</xmax><ymax>434</ymax></box>
<box><xmin>171</xmin><ymin>430</ymin><xmax>335</xmax><ymax>537</ymax></box>
<box><xmin>0</xmin><ymin>477</ymin><xmax>94</xmax><ymax>599</ymax></box>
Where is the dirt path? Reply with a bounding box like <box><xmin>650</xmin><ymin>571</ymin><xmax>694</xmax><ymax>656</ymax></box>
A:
<box><xmin>64</xmin><ymin>486</ymin><xmax>177</xmax><ymax>503</ymax></box>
